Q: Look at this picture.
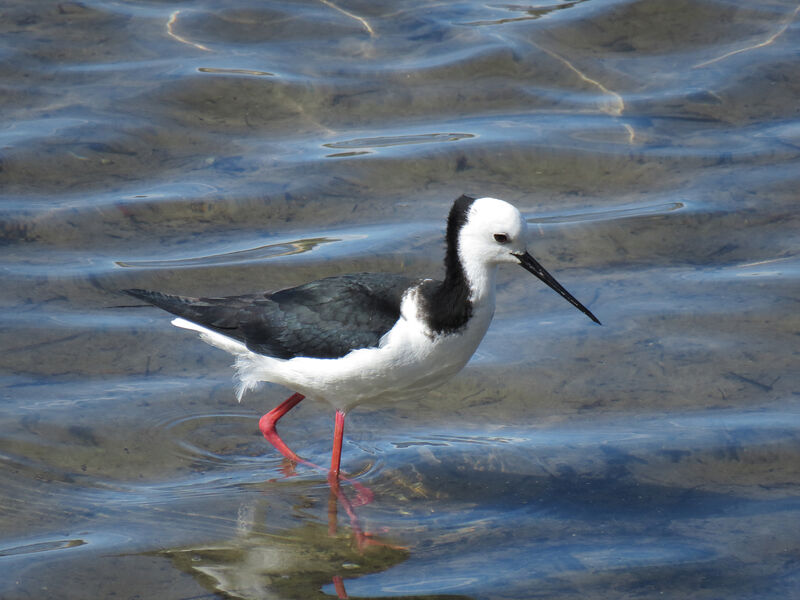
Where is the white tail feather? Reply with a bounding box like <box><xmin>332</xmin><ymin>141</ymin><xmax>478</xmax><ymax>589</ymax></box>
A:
<box><xmin>171</xmin><ymin>318</ymin><xmax>249</xmax><ymax>354</ymax></box>
<box><xmin>172</xmin><ymin>318</ymin><xmax>262</xmax><ymax>402</ymax></box>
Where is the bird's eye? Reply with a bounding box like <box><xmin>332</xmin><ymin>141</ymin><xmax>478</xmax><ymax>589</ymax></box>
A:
<box><xmin>494</xmin><ymin>233</ymin><xmax>510</xmax><ymax>244</ymax></box>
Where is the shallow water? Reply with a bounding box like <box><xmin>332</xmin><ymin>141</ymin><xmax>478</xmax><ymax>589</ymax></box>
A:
<box><xmin>2</xmin><ymin>0</ymin><xmax>799</xmax><ymax>598</ymax></box>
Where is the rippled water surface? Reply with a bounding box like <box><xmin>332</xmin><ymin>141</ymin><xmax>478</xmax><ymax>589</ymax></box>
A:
<box><xmin>2</xmin><ymin>1</ymin><xmax>799</xmax><ymax>598</ymax></box>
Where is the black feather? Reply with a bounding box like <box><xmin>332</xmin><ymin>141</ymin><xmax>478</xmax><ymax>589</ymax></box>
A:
<box><xmin>124</xmin><ymin>272</ymin><xmax>412</xmax><ymax>359</ymax></box>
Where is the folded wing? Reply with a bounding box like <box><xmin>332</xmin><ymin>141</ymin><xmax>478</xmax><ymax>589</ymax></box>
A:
<box><xmin>124</xmin><ymin>273</ymin><xmax>413</xmax><ymax>360</ymax></box>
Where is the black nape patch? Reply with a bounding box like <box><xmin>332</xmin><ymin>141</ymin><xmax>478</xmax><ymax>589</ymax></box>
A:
<box><xmin>420</xmin><ymin>194</ymin><xmax>476</xmax><ymax>334</ymax></box>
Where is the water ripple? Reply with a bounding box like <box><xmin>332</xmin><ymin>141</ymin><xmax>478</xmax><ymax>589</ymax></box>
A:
<box><xmin>527</xmin><ymin>200</ymin><xmax>685</xmax><ymax>224</ymax></box>
<box><xmin>116</xmin><ymin>237</ymin><xmax>339</xmax><ymax>269</ymax></box>
<box><xmin>0</xmin><ymin>538</ymin><xmax>86</xmax><ymax>557</ymax></box>
<box><xmin>324</xmin><ymin>132</ymin><xmax>474</xmax><ymax>150</ymax></box>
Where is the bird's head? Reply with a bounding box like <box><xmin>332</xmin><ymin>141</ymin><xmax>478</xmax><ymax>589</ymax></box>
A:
<box><xmin>453</xmin><ymin>195</ymin><xmax>601</xmax><ymax>325</ymax></box>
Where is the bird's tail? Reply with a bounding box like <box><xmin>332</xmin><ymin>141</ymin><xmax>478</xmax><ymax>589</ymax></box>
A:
<box><xmin>171</xmin><ymin>318</ymin><xmax>249</xmax><ymax>355</ymax></box>
<box><xmin>170</xmin><ymin>317</ymin><xmax>259</xmax><ymax>402</ymax></box>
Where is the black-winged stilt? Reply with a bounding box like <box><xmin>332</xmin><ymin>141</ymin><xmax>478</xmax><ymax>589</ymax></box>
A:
<box><xmin>124</xmin><ymin>195</ymin><xmax>600</xmax><ymax>477</ymax></box>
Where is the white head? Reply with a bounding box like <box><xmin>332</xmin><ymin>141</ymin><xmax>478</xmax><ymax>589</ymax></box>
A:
<box><xmin>446</xmin><ymin>195</ymin><xmax>600</xmax><ymax>324</ymax></box>
<box><xmin>458</xmin><ymin>197</ymin><xmax>530</xmax><ymax>266</ymax></box>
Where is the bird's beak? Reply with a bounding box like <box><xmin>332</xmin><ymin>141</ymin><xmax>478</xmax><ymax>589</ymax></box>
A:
<box><xmin>514</xmin><ymin>251</ymin><xmax>601</xmax><ymax>325</ymax></box>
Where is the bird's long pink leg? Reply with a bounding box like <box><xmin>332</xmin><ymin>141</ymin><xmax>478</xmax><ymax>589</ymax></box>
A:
<box><xmin>259</xmin><ymin>393</ymin><xmax>305</xmax><ymax>463</ymax></box>
<box><xmin>261</xmin><ymin>401</ymin><xmax>372</xmax><ymax>507</ymax></box>
<box><xmin>330</xmin><ymin>409</ymin><xmax>346</xmax><ymax>477</ymax></box>
<box><xmin>328</xmin><ymin>409</ymin><xmax>373</xmax><ymax>504</ymax></box>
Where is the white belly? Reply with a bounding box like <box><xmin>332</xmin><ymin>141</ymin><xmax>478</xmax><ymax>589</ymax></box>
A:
<box><xmin>188</xmin><ymin>289</ymin><xmax>496</xmax><ymax>412</ymax></box>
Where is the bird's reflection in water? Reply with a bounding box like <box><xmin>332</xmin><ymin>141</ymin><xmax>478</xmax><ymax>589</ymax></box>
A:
<box><xmin>161</xmin><ymin>521</ymin><xmax>403</xmax><ymax>598</ymax></box>
<box><xmin>157</xmin><ymin>478</ymin><xmax>465</xmax><ymax>600</ymax></box>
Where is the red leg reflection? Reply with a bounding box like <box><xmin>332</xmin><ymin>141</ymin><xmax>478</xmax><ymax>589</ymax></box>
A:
<box><xmin>332</xmin><ymin>575</ymin><xmax>348</xmax><ymax>599</ymax></box>
<box><xmin>328</xmin><ymin>471</ymin><xmax>399</xmax><ymax>553</ymax></box>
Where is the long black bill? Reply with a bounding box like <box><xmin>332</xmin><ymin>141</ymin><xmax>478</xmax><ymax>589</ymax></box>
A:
<box><xmin>514</xmin><ymin>252</ymin><xmax>601</xmax><ymax>325</ymax></box>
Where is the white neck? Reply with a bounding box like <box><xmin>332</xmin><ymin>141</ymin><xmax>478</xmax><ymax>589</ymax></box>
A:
<box><xmin>462</xmin><ymin>258</ymin><xmax>498</xmax><ymax>309</ymax></box>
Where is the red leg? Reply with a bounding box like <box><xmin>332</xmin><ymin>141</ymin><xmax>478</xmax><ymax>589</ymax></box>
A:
<box><xmin>259</xmin><ymin>393</ymin><xmax>305</xmax><ymax>463</ymax></box>
<box><xmin>328</xmin><ymin>410</ymin><xmax>374</xmax><ymax>503</ymax></box>
<box><xmin>261</xmin><ymin>401</ymin><xmax>373</xmax><ymax>507</ymax></box>
<box><xmin>330</xmin><ymin>409</ymin><xmax>345</xmax><ymax>476</ymax></box>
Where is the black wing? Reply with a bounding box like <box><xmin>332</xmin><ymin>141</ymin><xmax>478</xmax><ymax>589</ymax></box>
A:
<box><xmin>123</xmin><ymin>272</ymin><xmax>414</xmax><ymax>359</ymax></box>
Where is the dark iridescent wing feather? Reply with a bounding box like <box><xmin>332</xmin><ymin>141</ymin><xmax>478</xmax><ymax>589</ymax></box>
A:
<box><xmin>124</xmin><ymin>273</ymin><xmax>414</xmax><ymax>359</ymax></box>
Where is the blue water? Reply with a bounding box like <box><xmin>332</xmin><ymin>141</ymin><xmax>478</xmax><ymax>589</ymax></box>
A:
<box><xmin>1</xmin><ymin>1</ymin><xmax>799</xmax><ymax>598</ymax></box>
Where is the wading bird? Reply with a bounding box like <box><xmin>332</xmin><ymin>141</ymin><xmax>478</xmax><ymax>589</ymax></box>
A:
<box><xmin>125</xmin><ymin>195</ymin><xmax>600</xmax><ymax>477</ymax></box>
